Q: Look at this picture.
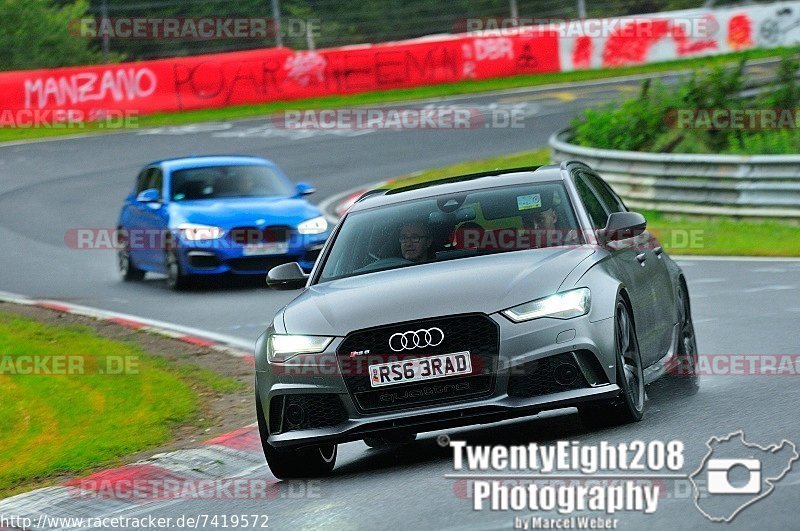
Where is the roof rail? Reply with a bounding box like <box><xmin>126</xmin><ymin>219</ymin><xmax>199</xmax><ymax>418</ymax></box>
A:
<box><xmin>385</xmin><ymin>165</ymin><xmax>543</xmax><ymax>195</ymax></box>
<box><xmin>353</xmin><ymin>188</ymin><xmax>389</xmax><ymax>204</ymax></box>
<box><xmin>559</xmin><ymin>159</ymin><xmax>590</xmax><ymax>171</ymax></box>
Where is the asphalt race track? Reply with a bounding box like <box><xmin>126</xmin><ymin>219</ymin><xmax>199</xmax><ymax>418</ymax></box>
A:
<box><xmin>0</xmin><ymin>64</ymin><xmax>780</xmax><ymax>341</ymax></box>
<box><xmin>1</xmin><ymin>65</ymin><xmax>799</xmax><ymax>529</ymax></box>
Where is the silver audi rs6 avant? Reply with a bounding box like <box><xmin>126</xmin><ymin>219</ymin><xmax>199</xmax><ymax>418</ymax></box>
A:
<box><xmin>255</xmin><ymin>161</ymin><xmax>699</xmax><ymax>478</ymax></box>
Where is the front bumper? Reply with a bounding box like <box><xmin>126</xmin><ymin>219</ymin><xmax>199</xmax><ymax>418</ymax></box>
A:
<box><xmin>256</xmin><ymin>312</ymin><xmax>619</xmax><ymax>449</ymax></box>
<box><xmin>179</xmin><ymin>232</ymin><xmax>329</xmax><ymax>275</ymax></box>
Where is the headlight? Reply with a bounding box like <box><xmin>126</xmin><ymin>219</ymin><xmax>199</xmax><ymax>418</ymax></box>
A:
<box><xmin>267</xmin><ymin>334</ymin><xmax>333</xmax><ymax>363</ymax></box>
<box><xmin>297</xmin><ymin>216</ymin><xmax>328</xmax><ymax>235</ymax></box>
<box><xmin>178</xmin><ymin>223</ymin><xmax>224</xmax><ymax>241</ymax></box>
<box><xmin>502</xmin><ymin>288</ymin><xmax>591</xmax><ymax>322</ymax></box>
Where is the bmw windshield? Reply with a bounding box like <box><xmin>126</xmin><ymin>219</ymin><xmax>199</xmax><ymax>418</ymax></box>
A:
<box><xmin>170</xmin><ymin>165</ymin><xmax>293</xmax><ymax>201</ymax></box>
<box><xmin>318</xmin><ymin>181</ymin><xmax>583</xmax><ymax>282</ymax></box>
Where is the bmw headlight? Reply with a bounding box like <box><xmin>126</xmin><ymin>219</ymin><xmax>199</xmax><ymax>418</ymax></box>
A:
<box><xmin>297</xmin><ymin>216</ymin><xmax>328</xmax><ymax>235</ymax></box>
<box><xmin>502</xmin><ymin>288</ymin><xmax>591</xmax><ymax>322</ymax></box>
<box><xmin>178</xmin><ymin>223</ymin><xmax>224</xmax><ymax>241</ymax></box>
<box><xmin>267</xmin><ymin>334</ymin><xmax>333</xmax><ymax>363</ymax></box>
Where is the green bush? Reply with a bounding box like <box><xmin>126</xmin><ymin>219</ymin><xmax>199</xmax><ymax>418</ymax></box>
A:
<box><xmin>570</xmin><ymin>50</ymin><xmax>800</xmax><ymax>155</ymax></box>
<box><xmin>761</xmin><ymin>51</ymin><xmax>800</xmax><ymax>109</ymax></box>
<box><xmin>572</xmin><ymin>80</ymin><xmax>674</xmax><ymax>151</ymax></box>
<box><xmin>725</xmin><ymin>129</ymin><xmax>800</xmax><ymax>155</ymax></box>
<box><xmin>0</xmin><ymin>0</ymin><xmax>106</xmax><ymax>71</ymax></box>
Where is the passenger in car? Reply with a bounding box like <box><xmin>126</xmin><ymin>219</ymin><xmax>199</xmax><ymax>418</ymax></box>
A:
<box><xmin>398</xmin><ymin>221</ymin><xmax>434</xmax><ymax>262</ymax></box>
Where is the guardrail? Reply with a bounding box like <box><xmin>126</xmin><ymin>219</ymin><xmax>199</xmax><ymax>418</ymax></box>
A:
<box><xmin>549</xmin><ymin>129</ymin><xmax>800</xmax><ymax>219</ymax></box>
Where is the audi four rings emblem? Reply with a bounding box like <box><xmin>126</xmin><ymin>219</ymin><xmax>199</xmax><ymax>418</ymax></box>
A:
<box><xmin>389</xmin><ymin>328</ymin><xmax>445</xmax><ymax>351</ymax></box>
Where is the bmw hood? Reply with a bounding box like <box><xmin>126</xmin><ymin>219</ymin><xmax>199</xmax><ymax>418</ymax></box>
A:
<box><xmin>170</xmin><ymin>197</ymin><xmax>321</xmax><ymax>228</ymax></box>
<box><xmin>281</xmin><ymin>247</ymin><xmax>596</xmax><ymax>336</ymax></box>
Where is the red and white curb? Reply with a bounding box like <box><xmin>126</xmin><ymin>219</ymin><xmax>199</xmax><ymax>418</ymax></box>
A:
<box><xmin>317</xmin><ymin>181</ymin><xmax>391</xmax><ymax>224</ymax></box>
<box><xmin>0</xmin><ymin>426</ymin><xmax>268</xmax><ymax>530</ymax></box>
<box><xmin>0</xmin><ymin>291</ymin><xmax>255</xmax><ymax>364</ymax></box>
<box><xmin>0</xmin><ymin>292</ymin><xmax>270</xmax><ymax>529</ymax></box>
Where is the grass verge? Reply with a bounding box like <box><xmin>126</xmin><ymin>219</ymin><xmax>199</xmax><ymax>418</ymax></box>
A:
<box><xmin>382</xmin><ymin>148</ymin><xmax>800</xmax><ymax>257</ymax></box>
<box><xmin>0</xmin><ymin>47</ymin><xmax>789</xmax><ymax>144</ymax></box>
<box><xmin>0</xmin><ymin>311</ymin><xmax>239</xmax><ymax>497</ymax></box>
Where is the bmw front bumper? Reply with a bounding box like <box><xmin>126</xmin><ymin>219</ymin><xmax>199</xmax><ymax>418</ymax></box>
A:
<box><xmin>179</xmin><ymin>232</ymin><xmax>329</xmax><ymax>275</ymax></box>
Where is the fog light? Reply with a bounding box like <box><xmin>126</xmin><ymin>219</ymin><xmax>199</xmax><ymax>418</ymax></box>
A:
<box><xmin>285</xmin><ymin>403</ymin><xmax>305</xmax><ymax>426</ymax></box>
<box><xmin>554</xmin><ymin>363</ymin><xmax>579</xmax><ymax>386</ymax></box>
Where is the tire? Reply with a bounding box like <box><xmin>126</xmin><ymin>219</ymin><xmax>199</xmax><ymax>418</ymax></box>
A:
<box><xmin>165</xmin><ymin>249</ymin><xmax>192</xmax><ymax>291</ymax></box>
<box><xmin>117</xmin><ymin>230</ymin><xmax>145</xmax><ymax>281</ymax></box>
<box><xmin>256</xmin><ymin>391</ymin><xmax>337</xmax><ymax>479</ymax></box>
<box><xmin>670</xmin><ymin>282</ymin><xmax>700</xmax><ymax>395</ymax></box>
<box><xmin>580</xmin><ymin>296</ymin><xmax>645</xmax><ymax>427</ymax></box>
<box><xmin>364</xmin><ymin>433</ymin><xmax>417</xmax><ymax>449</ymax></box>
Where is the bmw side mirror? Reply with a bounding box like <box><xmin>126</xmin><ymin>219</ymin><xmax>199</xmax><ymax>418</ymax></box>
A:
<box><xmin>267</xmin><ymin>262</ymin><xmax>308</xmax><ymax>290</ymax></box>
<box><xmin>295</xmin><ymin>182</ymin><xmax>316</xmax><ymax>197</ymax></box>
<box><xmin>598</xmin><ymin>212</ymin><xmax>647</xmax><ymax>244</ymax></box>
<box><xmin>136</xmin><ymin>188</ymin><xmax>161</xmax><ymax>203</ymax></box>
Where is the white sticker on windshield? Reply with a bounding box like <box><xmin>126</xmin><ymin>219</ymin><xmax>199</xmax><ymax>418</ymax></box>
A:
<box><xmin>517</xmin><ymin>193</ymin><xmax>541</xmax><ymax>211</ymax></box>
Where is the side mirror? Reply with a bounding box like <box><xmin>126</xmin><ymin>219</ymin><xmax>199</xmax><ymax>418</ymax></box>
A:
<box><xmin>597</xmin><ymin>212</ymin><xmax>647</xmax><ymax>244</ymax></box>
<box><xmin>267</xmin><ymin>262</ymin><xmax>308</xmax><ymax>290</ymax></box>
<box><xmin>295</xmin><ymin>182</ymin><xmax>316</xmax><ymax>197</ymax></box>
<box><xmin>136</xmin><ymin>188</ymin><xmax>161</xmax><ymax>203</ymax></box>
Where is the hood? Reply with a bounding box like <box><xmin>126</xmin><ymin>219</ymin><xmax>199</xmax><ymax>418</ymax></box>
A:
<box><xmin>169</xmin><ymin>197</ymin><xmax>320</xmax><ymax>228</ymax></box>
<box><xmin>282</xmin><ymin>246</ymin><xmax>596</xmax><ymax>335</ymax></box>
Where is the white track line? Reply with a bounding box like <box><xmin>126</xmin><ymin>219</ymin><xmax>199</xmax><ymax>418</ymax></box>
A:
<box><xmin>0</xmin><ymin>290</ymin><xmax>254</xmax><ymax>353</ymax></box>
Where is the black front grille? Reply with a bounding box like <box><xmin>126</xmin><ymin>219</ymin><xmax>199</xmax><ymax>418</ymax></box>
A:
<box><xmin>227</xmin><ymin>257</ymin><xmax>291</xmax><ymax>272</ymax></box>
<box><xmin>337</xmin><ymin>314</ymin><xmax>499</xmax><ymax>413</ymax></box>
<box><xmin>187</xmin><ymin>253</ymin><xmax>220</xmax><ymax>269</ymax></box>
<box><xmin>507</xmin><ymin>353</ymin><xmax>590</xmax><ymax>398</ymax></box>
<box><xmin>269</xmin><ymin>394</ymin><xmax>347</xmax><ymax>434</ymax></box>
<box><xmin>229</xmin><ymin>225</ymin><xmax>291</xmax><ymax>244</ymax></box>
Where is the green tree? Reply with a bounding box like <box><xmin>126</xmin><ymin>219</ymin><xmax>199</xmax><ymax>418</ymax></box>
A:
<box><xmin>0</xmin><ymin>0</ymin><xmax>105</xmax><ymax>71</ymax></box>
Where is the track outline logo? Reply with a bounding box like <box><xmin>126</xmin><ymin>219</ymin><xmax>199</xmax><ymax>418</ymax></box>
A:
<box><xmin>689</xmin><ymin>430</ymin><xmax>799</xmax><ymax>522</ymax></box>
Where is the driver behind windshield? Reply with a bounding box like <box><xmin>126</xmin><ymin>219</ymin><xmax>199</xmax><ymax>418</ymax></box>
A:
<box><xmin>236</xmin><ymin>173</ymin><xmax>257</xmax><ymax>195</ymax></box>
<box><xmin>520</xmin><ymin>191</ymin><xmax>559</xmax><ymax>230</ymax></box>
<box><xmin>399</xmin><ymin>221</ymin><xmax>433</xmax><ymax>263</ymax></box>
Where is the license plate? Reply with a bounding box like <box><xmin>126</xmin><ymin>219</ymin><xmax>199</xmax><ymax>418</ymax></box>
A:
<box><xmin>369</xmin><ymin>351</ymin><xmax>472</xmax><ymax>388</ymax></box>
<box><xmin>242</xmin><ymin>242</ymin><xmax>288</xmax><ymax>256</ymax></box>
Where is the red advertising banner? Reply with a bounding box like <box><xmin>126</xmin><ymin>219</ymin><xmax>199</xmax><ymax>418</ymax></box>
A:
<box><xmin>1</xmin><ymin>2</ymin><xmax>795</xmax><ymax>121</ymax></box>
<box><xmin>0</xmin><ymin>32</ymin><xmax>560</xmax><ymax>118</ymax></box>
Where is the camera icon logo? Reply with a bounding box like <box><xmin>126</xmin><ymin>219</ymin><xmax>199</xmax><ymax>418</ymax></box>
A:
<box><xmin>689</xmin><ymin>431</ymin><xmax>798</xmax><ymax>522</ymax></box>
<box><xmin>706</xmin><ymin>458</ymin><xmax>761</xmax><ymax>494</ymax></box>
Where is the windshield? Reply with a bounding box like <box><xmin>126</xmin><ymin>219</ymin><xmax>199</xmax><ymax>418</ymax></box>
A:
<box><xmin>170</xmin><ymin>165</ymin><xmax>292</xmax><ymax>201</ymax></box>
<box><xmin>317</xmin><ymin>181</ymin><xmax>582</xmax><ymax>283</ymax></box>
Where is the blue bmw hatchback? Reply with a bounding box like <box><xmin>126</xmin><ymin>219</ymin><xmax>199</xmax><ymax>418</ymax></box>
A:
<box><xmin>117</xmin><ymin>155</ymin><xmax>331</xmax><ymax>290</ymax></box>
